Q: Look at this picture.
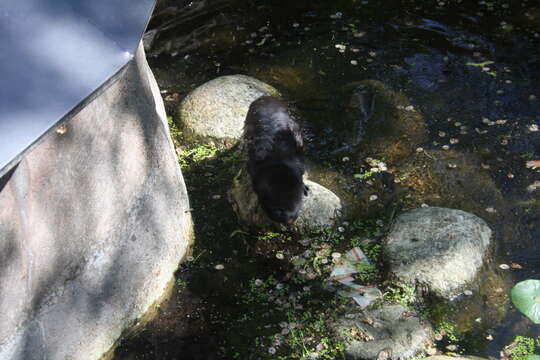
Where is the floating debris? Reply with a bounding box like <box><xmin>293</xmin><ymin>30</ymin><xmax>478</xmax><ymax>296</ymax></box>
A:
<box><xmin>499</xmin><ymin>264</ymin><xmax>510</xmax><ymax>270</ymax></box>
<box><xmin>330</xmin><ymin>247</ymin><xmax>382</xmax><ymax>308</ymax></box>
<box><xmin>215</xmin><ymin>264</ymin><xmax>225</xmax><ymax>270</ymax></box>
<box><xmin>369</xmin><ymin>195</ymin><xmax>378</xmax><ymax>201</ymax></box>
<box><xmin>526</xmin><ymin>160</ymin><xmax>540</xmax><ymax>169</ymax></box>
<box><xmin>527</xmin><ymin>181</ymin><xmax>540</xmax><ymax>192</ymax></box>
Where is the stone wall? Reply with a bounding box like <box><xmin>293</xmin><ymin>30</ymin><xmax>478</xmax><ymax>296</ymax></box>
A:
<box><xmin>0</xmin><ymin>43</ymin><xmax>192</xmax><ymax>360</ymax></box>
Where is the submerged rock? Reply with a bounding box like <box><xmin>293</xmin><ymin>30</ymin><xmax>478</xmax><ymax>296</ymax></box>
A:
<box><xmin>332</xmin><ymin>304</ymin><xmax>432</xmax><ymax>360</ymax></box>
<box><xmin>384</xmin><ymin>207</ymin><xmax>492</xmax><ymax>299</ymax></box>
<box><xmin>178</xmin><ymin>75</ymin><xmax>279</xmax><ymax>145</ymax></box>
<box><xmin>227</xmin><ymin>169</ymin><xmax>342</xmax><ymax>232</ymax></box>
<box><xmin>339</xmin><ymin>80</ymin><xmax>429</xmax><ymax>163</ymax></box>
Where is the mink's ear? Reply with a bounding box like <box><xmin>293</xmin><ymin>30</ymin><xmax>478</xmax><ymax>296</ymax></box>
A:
<box><xmin>286</xmin><ymin>123</ymin><xmax>303</xmax><ymax>152</ymax></box>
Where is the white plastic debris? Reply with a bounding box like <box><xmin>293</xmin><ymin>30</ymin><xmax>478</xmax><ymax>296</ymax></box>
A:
<box><xmin>330</xmin><ymin>247</ymin><xmax>382</xmax><ymax>308</ymax></box>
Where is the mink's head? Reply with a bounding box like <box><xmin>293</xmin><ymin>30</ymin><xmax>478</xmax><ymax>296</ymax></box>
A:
<box><xmin>252</xmin><ymin>164</ymin><xmax>305</xmax><ymax>225</ymax></box>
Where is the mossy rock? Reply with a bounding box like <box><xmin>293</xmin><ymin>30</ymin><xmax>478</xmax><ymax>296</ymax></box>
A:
<box><xmin>249</xmin><ymin>62</ymin><xmax>322</xmax><ymax>99</ymax></box>
<box><xmin>227</xmin><ymin>169</ymin><xmax>342</xmax><ymax>233</ymax></box>
<box><xmin>396</xmin><ymin>150</ymin><xmax>507</xmax><ymax>222</ymax></box>
<box><xmin>346</xmin><ymin>80</ymin><xmax>429</xmax><ymax>164</ymax></box>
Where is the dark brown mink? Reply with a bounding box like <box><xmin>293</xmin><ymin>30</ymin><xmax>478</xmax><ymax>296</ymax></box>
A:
<box><xmin>244</xmin><ymin>96</ymin><xmax>308</xmax><ymax>225</ymax></box>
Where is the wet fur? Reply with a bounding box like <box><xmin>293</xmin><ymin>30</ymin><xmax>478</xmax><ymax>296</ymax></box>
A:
<box><xmin>244</xmin><ymin>96</ymin><xmax>307</xmax><ymax>224</ymax></box>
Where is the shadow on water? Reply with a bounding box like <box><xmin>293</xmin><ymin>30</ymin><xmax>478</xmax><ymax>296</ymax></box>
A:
<box><xmin>116</xmin><ymin>0</ymin><xmax>540</xmax><ymax>358</ymax></box>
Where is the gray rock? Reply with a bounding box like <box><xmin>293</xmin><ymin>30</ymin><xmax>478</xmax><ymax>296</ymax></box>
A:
<box><xmin>178</xmin><ymin>75</ymin><xmax>280</xmax><ymax>145</ymax></box>
<box><xmin>425</xmin><ymin>357</ymin><xmax>489</xmax><ymax>360</ymax></box>
<box><xmin>384</xmin><ymin>207</ymin><xmax>492</xmax><ymax>299</ymax></box>
<box><xmin>333</xmin><ymin>304</ymin><xmax>432</xmax><ymax>359</ymax></box>
<box><xmin>227</xmin><ymin>169</ymin><xmax>342</xmax><ymax>232</ymax></box>
<box><xmin>0</xmin><ymin>43</ymin><xmax>193</xmax><ymax>360</ymax></box>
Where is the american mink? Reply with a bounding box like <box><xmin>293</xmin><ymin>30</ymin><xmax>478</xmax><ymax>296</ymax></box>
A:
<box><xmin>244</xmin><ymin>96</ymin><xmax>308</xmax><ymax>225</ymax></box>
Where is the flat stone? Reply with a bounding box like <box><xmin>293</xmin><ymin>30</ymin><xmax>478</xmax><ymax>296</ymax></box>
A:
<box><xmin>333</xmin><ymin>304</ymin><xmax>432</xmax><ymax>359</ymax></box>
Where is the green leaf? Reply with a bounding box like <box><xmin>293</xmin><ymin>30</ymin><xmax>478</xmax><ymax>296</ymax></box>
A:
<box><xmin>466</xmin><ymin>61</ymin><xmax>495</xmax><ymax>67</ymax></box>
<box><xmin>511</xmin><ymin>279</ymin><xmax>540</xmax><ymax>324</ymax></box>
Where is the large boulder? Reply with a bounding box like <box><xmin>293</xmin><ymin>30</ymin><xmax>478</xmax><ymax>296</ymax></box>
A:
<box><xmin>227</xmin><ymin>169</ymin><xmax>342</xmax><ymax>232</ymax></box>
<box><xmin>178</xmin><ymin>75</ymin><xmax>280</xmax><ymax>145</ymax></box>
<box><xmin>332</xmin><ymin>304</ymin><xmax>433</xmax><ymax>360</ymax></box>
<box><xmin>0</xmin><ymin>43</ymin><xmax>193</xmax><ymax>360</ymax></box>
<box><xmin>384</xmin><ymin>207</ymin><xmax>492</xmax><ymax>299</ymax></box>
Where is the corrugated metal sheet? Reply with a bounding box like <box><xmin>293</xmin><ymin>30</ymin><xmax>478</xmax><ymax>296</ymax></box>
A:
<box><xmin>0</xmin><ymin>0</ymin><xmax>155</xmax><ymax>177</ymax></box>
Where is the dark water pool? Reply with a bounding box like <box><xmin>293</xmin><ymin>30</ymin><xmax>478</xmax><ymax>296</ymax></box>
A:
<box><xmin>114</xmin><ymin>0</ymin><xmax>540</xmax><ymax>358</ymax></box>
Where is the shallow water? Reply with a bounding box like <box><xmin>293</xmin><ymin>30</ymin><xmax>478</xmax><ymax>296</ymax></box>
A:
<box><xmin>115</xmin><ymin>0</ymin><xmax>540</xmax><ymax>358</ymax></box>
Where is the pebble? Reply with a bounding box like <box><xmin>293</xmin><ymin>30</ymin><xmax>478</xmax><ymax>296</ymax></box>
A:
<box><xmin>416</xmin><ymin>147</ymin><xmax>424</xmax><ymax>153</ymax></box>
<box><xmin>442</xmin><ymin>145</ymin><xmax>450</xmax><ymax>151</ymax></box>
<box><xmin>438</xmin><ymin>131</ymin><xmax>446</xmax><ymax>137</ymax></box>
<box><xmin>215</xmin><ymin>264</ymin><xmax>225</xmax><ymax>270</ymax></box>
<box><xmin>350</xmin><ymin>60</ymin><xmax>358</xmax><ymax>65</ymax></box>
<box><xmin>369</xmin><ymin>195</ymin><xmax>378</xmax><ymax>201</ymax></box>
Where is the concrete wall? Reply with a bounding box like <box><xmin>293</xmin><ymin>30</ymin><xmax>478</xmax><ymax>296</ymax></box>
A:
<box><xmin>0</xmin><ymin>43</ymin><xmax>193</xmax><ymax>359</ymax></box>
